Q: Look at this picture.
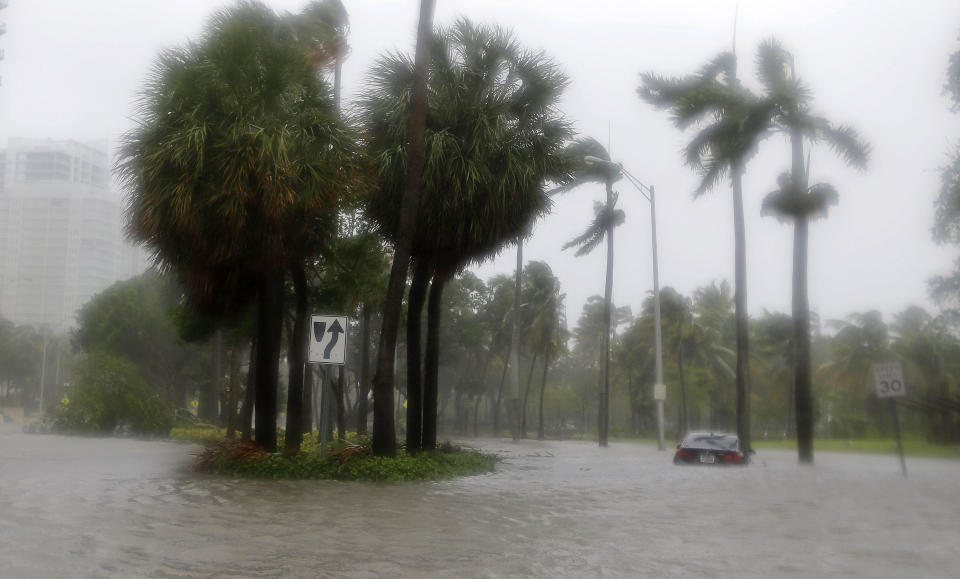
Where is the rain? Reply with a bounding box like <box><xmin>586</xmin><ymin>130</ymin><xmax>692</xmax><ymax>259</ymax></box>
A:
<box><xmin>1</xmin><ymin>1</ymin><xmax>959</xmax><ymax>577</ymax></box>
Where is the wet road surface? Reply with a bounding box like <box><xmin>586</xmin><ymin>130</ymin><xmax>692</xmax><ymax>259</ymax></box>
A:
<box><xmin>1</xmin><ymin>423</ymin><xmax>958</xmax><ymax>578</ymax></box>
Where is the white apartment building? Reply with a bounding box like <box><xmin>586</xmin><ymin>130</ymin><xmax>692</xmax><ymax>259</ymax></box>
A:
<box><xmin>0</xmin><ymin>138</ymin><xmax>147</xmax><ymax>330</ymax></box>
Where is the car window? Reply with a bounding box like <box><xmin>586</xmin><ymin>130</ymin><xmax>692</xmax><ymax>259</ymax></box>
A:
<box><xmin>682</xmin><ymin>435</ymin><xmax>739</xmax><ymax>451</ymax></box>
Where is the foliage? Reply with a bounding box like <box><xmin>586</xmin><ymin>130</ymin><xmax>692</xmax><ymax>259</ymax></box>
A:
<box><xmin>45</xmin><ymin>350</ymin><xmax>174</xmax><ymax>436</ymax></box>
<box><xmin>119</xmin><ymin>1</ymin><xmax>355</xmax><ymax>312</ymax></box>
<box><xmin>73</xmin><ymin>271</ymin><xmax>209</xmax><ymax>407</ymax></box>
<box><xmin>931</xmin><ymin>34</ymin><xmax>960</xmax><ymax>318</ymax></box>
<box><xmin>361</xmin><ymin>17</ymin><xmax>571</xmax><ymax>273</ymax></box>
<box><xmin>197</xmin><ymin>439</ymin><xmax>498</xmax><ymax>481</ymax></box>
<box><xmin>170</xmin><ymin>426</ymin><xmax>227</xmax><ymax>445</ymax></box>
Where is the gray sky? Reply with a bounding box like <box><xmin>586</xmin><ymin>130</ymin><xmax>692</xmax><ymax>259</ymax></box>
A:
<box><xmin>2</xmin><ymin>0</ymin><xmax>957</xmax><ymax>329</ymax></box>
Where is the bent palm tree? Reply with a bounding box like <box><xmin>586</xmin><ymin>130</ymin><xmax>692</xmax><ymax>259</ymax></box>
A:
<box><xmin>559</xmin><ymin>137</ymin><xmax>624</xmax><ymax>447</ymax></box>
<box><xmin>641</xmin><ymin>52</ymin><xmax>777</xmax><ymax>455</ymax></box>
<box><xmin>757</xmin><ymin>38</ymin><xmax>869</xmax><ymax>463</ymax></box>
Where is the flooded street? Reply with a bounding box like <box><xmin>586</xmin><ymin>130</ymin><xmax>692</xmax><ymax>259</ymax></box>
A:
<box><xmin>1</xmin><ymin>423</ymin><xmax>958</xmax><ymax>578</ymax></box>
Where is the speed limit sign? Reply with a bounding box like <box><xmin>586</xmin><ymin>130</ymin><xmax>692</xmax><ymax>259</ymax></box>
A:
<box><xmin>873</xmin><ymin>362</ymin><xmax>906</xmax><ymax>398</ymax></box>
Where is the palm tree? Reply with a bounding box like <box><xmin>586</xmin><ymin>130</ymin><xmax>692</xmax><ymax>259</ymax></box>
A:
<box><xmin>756</xmin><ymin>39</ymin><xmax>869</xmax><ymax>462</ymax></box>
<box><xmin>691</xmin><ymin>281</ymin><xmax>737</xmax><ymax>429</ymax></box>
<box><xmin>571</xmin><ymin>295</ymin><xmax>631</xmax><ymax>437</ymax></box>
<box><xmin>482</xmin><ymin>274</ymin><xmax>516</xmax><ymax>436</ymax></box>
<box><xmin>559</xmin><ymin>137</ymin><xmax>625</xmax><ymax>447</ymax></box>
<box><xmin>362</xmin><ymin>18</ymin><xmax>570</xmax><ymax>451</ymax></box>
<box><xmin>640</xmin><ymin>53</ymin><xmax>773</xmax><ymax>454</ymax></box>
<box><xmin>118</xmin><ymin>2</ymin><xmax>352</xmax><ymax>452</ymax></box>
<box><xmin>368</xmin><ymin>0</ymin><xmax>435</xmax><ymax>457</ymax></box>
<box><xmin>517</xmin><ymin>261</ymin><xmax>565</xmax><ymax>438</ymax></box>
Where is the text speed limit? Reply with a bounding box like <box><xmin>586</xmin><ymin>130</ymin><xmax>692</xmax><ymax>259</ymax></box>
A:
<box><xmin>872</xmin><ymin>362</ymin><xmax>906</xmax><ymax>398</ymax></box>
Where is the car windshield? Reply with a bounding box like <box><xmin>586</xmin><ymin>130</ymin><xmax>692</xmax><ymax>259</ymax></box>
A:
<box><xmin>681</xmin><ymin>434</ymin><xmax>739</xmax><ymax>451</ymax></box>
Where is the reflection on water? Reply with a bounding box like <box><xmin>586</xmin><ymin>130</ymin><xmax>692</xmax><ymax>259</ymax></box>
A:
<box><xmin>1</xmin><ymin>423</ymin><xmax>959</xmax><ymax>578</ymax></box>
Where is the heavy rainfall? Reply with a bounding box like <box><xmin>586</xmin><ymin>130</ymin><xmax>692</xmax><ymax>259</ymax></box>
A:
<box><xmin>1</xmin><ymin>0</ymin><xmax>959</xmax><ymax>577</ymax></box>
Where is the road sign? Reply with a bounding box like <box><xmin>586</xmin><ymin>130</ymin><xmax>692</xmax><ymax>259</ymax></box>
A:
<box><xmin>872</xmin><ymin>361</ymin><xmax>909</xmax><ymax>476</ymax></box>
<box><xmin>872</xmin><ymin>361</ymin><xmax>906</xmax><ymax>398</ymax></box>
<box><xmin>310</xmin><ymin>315</ymin><xmax>348</xmax><ymax>365</ymax></box>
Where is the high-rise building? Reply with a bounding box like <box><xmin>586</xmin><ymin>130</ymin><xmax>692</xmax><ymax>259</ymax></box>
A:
<box><xmin>0</xmin><ymin>0</ymin><xmax>7</xmax><ymax>87</ymax></box>
<box><xmin>0</xmin><ymin>138</ymin><xmax>147</xmax><ymax>329</ymax></box>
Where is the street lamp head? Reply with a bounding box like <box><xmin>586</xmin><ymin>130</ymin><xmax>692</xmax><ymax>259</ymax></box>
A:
<box><xmin>583</xmin><ymin>155</ymin><xmax>622</xmax><ymax>172</ymax></box>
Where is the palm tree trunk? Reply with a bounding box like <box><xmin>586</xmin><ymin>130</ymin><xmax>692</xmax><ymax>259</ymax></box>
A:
<box><xmin>302</xmin><ymin>362</ymin><xmax>314</xmax><ymax>435</ymax></box>
<box><xmin>285</xmin><ymin>261</ymin><xmax>309</xmax><ymax>453</ymax></box>
<box><xmin>600</xmin><ymin>180</ymin><xmax>615</xmax><ymax>447</ymax></box>
<box><xmin>336</xmin><ymin>366</ymin><xmax>347</xmax><ymax>441</ymax></box>
<box><xmin>371</xmin><ymin>0</ymin><xmax>434</xmax><ymax>457</ymax></box>
<box><xmin>793</xmin><ymin>214</ymin><xmax>813</xmax><ymax>463</ymax></box>
<box><xmin>509</xmin><ymin>239</ymin><xmax>523</xmax><ymax>441</ymax></box>
<box><xmin>473</xmin><ymin>393</ymin><xmax>482</xmax><ymax>437</ymax></box>
<box><xmin>731</xmin><ymin>161</ymin><xmax>752</xmax><ymax>456</ymax></box>
<box><xmin>521</xmin><ymin>350</ymin><xmax>539</xmax><ymax>438</ymax></box>
<box><xmin>791</xmin><ymin>128</ymin><xmax>814</xmax><ymax>463</ymax></box>
<box><xmin>678</xmin><ymin>341</ymin><xmax>688</xmax><ymax>435</ymax></box>
<box><xmin>357</xmin><ymin>305</ymin><xmax>372</xmax><ymax>435</ymax></box>
<box><xmin>241</xmin><ymin>337</ymin><xmax>256</xmax><ymax>441</ymax></box>
<box><xmin>493</xmin><ymin>348</ymin><xmax>509</xmax><ymax>437</ymax></box>
<box><xmin>406</xmin><ymin>260</ymin><xmax>429</xmax><ymax>453</ymax></box>
<box><xmin>226</xmin><ymin>335</ymin><xmax>241</xmax><ymax>439</ymax></box>
<box><xmin>423</xmin><ymin>272</ymin><xmax>448</xmax><ymax>450</ymax></box>
<box><xmin>255</xmin><ymin>276</ymin><xmax>284</xmax><ymax>453</ymax></box>
<box><xmin>199</xmin><ymin>332</ymin><xmax>220</xmax><ymax>422</ymax></box>
<box><xmin>537</xmin><ymin>354</ymin><xmax>550</xmax><ymax>440</ymax></box>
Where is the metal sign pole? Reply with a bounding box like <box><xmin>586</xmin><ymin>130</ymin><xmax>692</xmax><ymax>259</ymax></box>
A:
<box><xmin>873</xmin><ymin>361</ymin><xmax>907</xmax><ymax>477</ymax></box>
<box><xmin>890</xmin><ymin>399</ymin><xmax>907</xmax><ymax>477</ymax></box>
<box><xmin>319</xmin><ymin>367</ymin><xmax>328</xmax><ymax>458</ymax></box>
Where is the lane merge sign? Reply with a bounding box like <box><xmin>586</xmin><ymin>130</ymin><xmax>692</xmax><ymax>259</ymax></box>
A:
<box><xmin>310</xmin><ymin>315</ymin><xmax>348</xmax><ymax>365</ymax></box>
<box><xmin>872</xmin><ymin>361</ymin><xmax>906</xmax><ymax>398</ymax></box>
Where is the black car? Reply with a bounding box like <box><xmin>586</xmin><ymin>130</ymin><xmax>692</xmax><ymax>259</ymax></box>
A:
<box><xmin>673</xmin><ymin>432</ymin><xmax>744</xmax><ymax>465</ymax></box>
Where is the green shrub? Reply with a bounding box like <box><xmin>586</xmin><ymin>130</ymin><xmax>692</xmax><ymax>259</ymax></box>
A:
<box><xmin>45</xmin><ymin>350</ymin><xmax>173</xmax><ymax>436</ymax></box>
<box><xmin>202</xmin><ymin>442</ymin><xmax>498</xmax><ymax>482</ymax></box>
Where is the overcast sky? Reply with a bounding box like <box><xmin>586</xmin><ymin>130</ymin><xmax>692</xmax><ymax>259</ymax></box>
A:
<box><xmin>1</xmin><ymin>0</ymin><xmax>957</xmax><ymax>329</ymax></box>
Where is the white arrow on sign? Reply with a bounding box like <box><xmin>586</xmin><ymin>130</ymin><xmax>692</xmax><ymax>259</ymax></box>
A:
<box><xmin>872</xmin><ymin>361</ymin><xmax>906</xmax><ymax>398</ymax></box>
<box><xmin>309</xmin><ymin>315</ymin><xmax>348</xmax><ymax>365</ymax></box>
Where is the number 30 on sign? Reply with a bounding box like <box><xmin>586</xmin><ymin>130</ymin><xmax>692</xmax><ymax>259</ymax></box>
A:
<box><xmin>872</xmin><ymin>362</ymin><xmax>906</xmax><ymax>398</ymax></box>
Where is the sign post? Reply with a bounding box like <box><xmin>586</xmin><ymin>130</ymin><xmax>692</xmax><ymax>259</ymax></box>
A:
<box><xmin>872</xmin><ymin>361</ymin><xmax>907</xmax><ymax>476</ymax></box>
<box><xmin>310</xmin><ymin>315</ymin><xmax>348</xmax><ymax>457</ymax></box>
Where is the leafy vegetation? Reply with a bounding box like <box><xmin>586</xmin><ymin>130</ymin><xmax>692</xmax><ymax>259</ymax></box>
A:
<box><xmin>42</xmin><ymin>350</ymin><xmax>174</xmax><ymax>436</ymax></box>
<box><xmin>190</xmin><ymin>434</ymin><xmax>498</xmax><ymax>482</ymax></box>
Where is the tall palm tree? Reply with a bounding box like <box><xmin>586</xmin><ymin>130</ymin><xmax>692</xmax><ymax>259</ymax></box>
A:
<box><xmin>756</xmin><ymin>38</ymin><xmax>869</xmax><ymax>463</ymax></box>
<box><xmin>518</xmin><ymin>261</ymin><xmax>565</xmax><ymax>438</ymax></box>
<box><xmin>482</xmin><ymin>274</ymin><xmax>516</xmax><ymax>436</ymax></box>
<box><xmin>119</xmin><ymin>2</ymin><xmax>353</xmax><ymax>452</ymax></box>
<box><xmin>559</xmin><ymin>137</ymin><xmax>625</xmax><ymax>447</ymax></box>
<box><xmin>691</xmin><ymin>281</ymin><xmax>737</xmax><ymax>429</ymax></box>
<box><xmin>369</xmin><ymin>0</ymin><xmax>435</xmax><ymax>457</ymax></box>
<box><xmin>640</xmin><ymin>53</ymin><xmax>771</xmax><ymax>454</ymax></box>
<box><xmin>281</xmin><ymin>0</ymin><xmax>354</xmax><ymax>453</ymax></box>
<box><xmin>572</xmin><ymin>294</ymin><xmax>631</xmax><ymax>437</ymax></box>
<box><xmin>362</xmin><ymin>18</ymin><xmax>570</xmax><ymax>451</ymax></box>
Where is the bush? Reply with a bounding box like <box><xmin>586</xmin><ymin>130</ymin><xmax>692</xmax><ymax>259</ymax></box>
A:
<box><xmin>195</xmin><ymin>438</ymin><xmax>498</xmax><ymax>482</ymax></box>
<box><xmin>45</xmin><ymin>350</ymin><xmax>173</xmax><ymax>436</ymax></box>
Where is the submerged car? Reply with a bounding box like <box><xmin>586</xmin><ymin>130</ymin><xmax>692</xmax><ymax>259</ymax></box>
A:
<box><xmin>673</xmin><ymin>432</ymin><xmax>744</xmax><ymax>465</ymax></box>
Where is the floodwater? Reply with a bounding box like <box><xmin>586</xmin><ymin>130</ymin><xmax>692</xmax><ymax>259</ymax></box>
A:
<box><xmin>1</xmin><ymin>423</ymin><xmax>958</xmax><ymax>578</ymax></box>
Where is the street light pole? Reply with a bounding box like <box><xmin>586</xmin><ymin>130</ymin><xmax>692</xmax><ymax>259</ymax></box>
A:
<box><xmin>649</xmin><ymin>185</ymin><xmax>665</xmax><ymax>451</ymax></box>
<box><xmin>584</xmin><ymin>156</ymin><xmax>666</xmax><ymax>450</ymax></box>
